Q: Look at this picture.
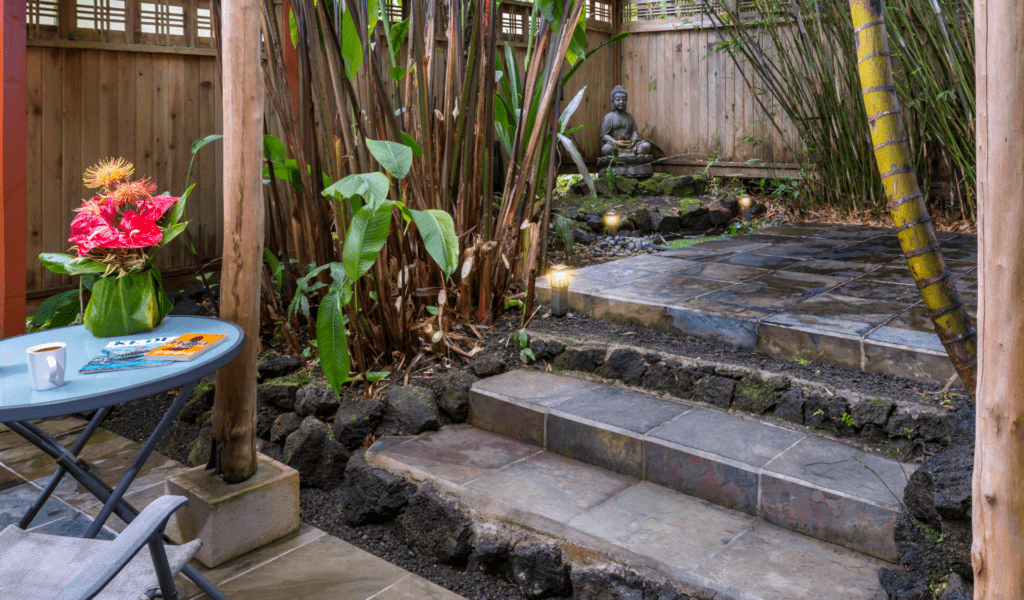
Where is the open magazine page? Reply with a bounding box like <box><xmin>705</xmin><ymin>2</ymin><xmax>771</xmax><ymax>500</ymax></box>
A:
<box><xmin>79</xmin><ymin>337</ymin><xmax>177</xmax><ymax>374</ymax></box>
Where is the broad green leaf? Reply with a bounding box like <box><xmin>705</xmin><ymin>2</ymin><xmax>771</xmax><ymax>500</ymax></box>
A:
<box><xmin>566</xmin><ymin>11</ymin><xmax>588</xmax><ymax>65</ymax></box>
<box><xmin>164</xmin><ymin>185</ymin><xmax>192</xmax><ymax>227</ymax></box>
<box><xmin>367</xmin><ymin>0</ymin><xmax>379</xmax><ymax>36</ymax></box>
<box><xmin>340</xmin><ymin>9</ymin><xmax>364</xmax><ymax>82</ymax></box>
<box><xmin>289</xmin><ymin>8</ymin><xmax>298</xmax><ymax>46</ymax></box>
<box><xmin>39</xmin><ymin>253</ymin><xmax>76</xmax><ymax>275</ymax></box>
<box><xmin>504</xmin><ymin>44</ymin><xmax>521</xmax><ymax>116</ymax></box>
<box><xmin>388</xmin><ymin>18</ymin><xmax>409</xmax><ymax>52</ymax></box>
<box><xmin>263</xmin><ymin>248</ymin><xmax>284</xmax><ymax>292</ymax></box>
<box><xmin>343</xmin><ymin>203</ymin><xmax>394</xmax><ymax>281</ymax></box>
<box><xmin>317</xmin><ymin>289</ymin><xmax>351</xmax><ymax>395</ymax></box>
<box><xmin>366</xmin><ymin>139</ymin><xmax>413</xmax><ymax>179</ymax></box>
<box><xmin>323</xmin><ymin>172</ymin><xmax>390</xmax><ymax>208</ymax></box>
<box><xmin>557</xmin><ymin>133</ymin><xmax>596</xmax><ymax>198</ymax></box>
<box><xmin>33</xmin><ymin>289</ymin><xmax>80</xmax><ymax>327</ymax></box>
<box><xmin>82</xmin><ymin>274</ymin><xmax>96</xmax><ymax>291</ymax></box>
<box><xmin>559</xmin><ymin>86</ymin><xmax>586</xmax><ymax>128</ymax></box>
<box><xmin>390</xmin><ymin>66</ymin><xmax>408</xmax><ymax>81</ymax></box>
<box><xmin>157</xmin><ymin>222</ymin><xmax>189</xmax><ymax>249</ymax></box>
<box><xmin>65</xmin><ymin>258</ymin><xmax>108</xmax><ymax>275</ymax></box>
<box><xmin>263</xmin><ymin>134</ymin><xmax>288</xmax><ymax>165</ymax></box>
<box><xmin>191</xmin><ymin>134</ymin><xmax>222</xmax><ymax>155</ymax></box>
<box><xmin>50</xmin><ymin>299</ymin><xmax>81</xmax><ymax>328</ymax></box>
<box><xmin>328</xmin><ymin>261</ymin><xmax>349</xmax><ymax>291</ymax></box>
<box><xmin>563</xmin><ymin>32</ymin><xmax>628</xmax><ymax>87</ymax></box>
<box><xmin>400</xmin><ymin>132</ymin><xmax>422</xmax><ymax>158</ymax></box>
<box><xmin>365</xmin><ymin>371</ymin><xmax>390</xmax><ymax>382</ymax></box>
<box><xmin>410</xmin><ymin>209</ymin><xmax>459</xmax><ymax>278</ymax></box>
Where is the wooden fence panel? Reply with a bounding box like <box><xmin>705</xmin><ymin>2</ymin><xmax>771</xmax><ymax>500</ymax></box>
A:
<box><xmin>25</xmin><ymin>44</ymin><xmax>222</xmax><ymax>296</ymax></box>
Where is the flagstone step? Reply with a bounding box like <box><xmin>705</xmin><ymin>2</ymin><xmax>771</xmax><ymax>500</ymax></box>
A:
<box><xmin>366</xmin><ymin>425</ymin><xmax>891</xmax><ymax>600</ymax></box>
<box><xmin>467</xmin><ymin>369</ymin><xmax>913</xmax><ymax>563</ymax></box>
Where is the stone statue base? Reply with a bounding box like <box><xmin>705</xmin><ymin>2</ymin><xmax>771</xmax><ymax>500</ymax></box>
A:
<box><xmin>597</xmin><ymin>154</ymin><xmax>654</xmax><ymax>179</ymax></box>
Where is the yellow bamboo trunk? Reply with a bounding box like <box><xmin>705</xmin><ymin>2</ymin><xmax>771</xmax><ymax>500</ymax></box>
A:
<box><xmin>848</xmin><ymin>0</ymin><xmax>977</xmax><ymax>395</ymax></box>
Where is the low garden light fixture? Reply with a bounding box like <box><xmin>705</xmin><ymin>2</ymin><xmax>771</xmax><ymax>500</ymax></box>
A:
<box><xmin>548</xmin><ymin>264</ymin><xmax>575</xmax><ymax>317</ymax></box>
<box><xmin>739</xmin><ymin>194</ymin><xmax>753</xmax><ymax>223</ymax></box>
<box><xmin>603</xmin><ymin>212</ymin><xmax>621</xmax><ymax>236</ymax></box>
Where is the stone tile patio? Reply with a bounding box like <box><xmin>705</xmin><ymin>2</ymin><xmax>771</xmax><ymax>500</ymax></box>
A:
<box><xmin>0</xmin><ymin>420</ymin><xmax>464</xmax><ymax>600</ymax></box>
<box><xmin>538</xmin><ymin>223</ymin><xmax>977</xmax><ymax>386</ymax></box>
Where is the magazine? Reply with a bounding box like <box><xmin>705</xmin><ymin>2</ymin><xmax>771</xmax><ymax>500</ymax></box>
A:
<box><xmin>145</xmin><ymin>334</ymin><xmax>227</xmax><ymax>362</ymax></box>
<box><xmin>79</xmin><ymin>337</ymin><xmax>177</xmax><ymax>374</ymax></box>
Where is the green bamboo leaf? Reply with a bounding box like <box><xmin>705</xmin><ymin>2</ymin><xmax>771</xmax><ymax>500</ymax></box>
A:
<box><xmin>410</xmin><ymin>209</ymin><xmax>459</xmax><ymax>278</ymax></box>
<box><xmin>191</xmin><ymin>134</ymin><xmax>222</xmax><ymax>155</ymax></box>
<box><xmin>340</xmin><ymin>9</ymin><xmax>364</xmax><ymax>82</ymax></box>
<box><xmin>400</xmin><ymin>132</ymin><xmax>422</xmax><ymax>158</ymax></box>
<box><xmin>323</xmin><ymin>172</ymin><xmax>390</xmax><ymax>209</ymax></box>
<box><xmin>388</xmin><ymin>18</ymin><xmax>409</xmax><ymax>51</ymax></box>
<box><xmin>367</xmin><ymin>0</ymin><xmax>379</xmax><ymax>35</ymax></box>
<box><xmin>317</xmin><ymin>289</ymin><xmax>351</xmax><ymax>395</ymax></box>
<box><xmin>365</xmin><ymin>139</ymin><xmax>413</xmax><ymax>179</ymax></box>
<box><xmin>32</xmin><ymin>289</ymin><xmax>80</xmax><ymax>327</ymax></box>
<box><xmin>289</xmin><ymin>8</ymin><xmax>298</xmax><ymax>46</ymax></box>
<box><xmin>343</xmin><ymin>203</ymin><xmax>394</xmax><ymax>282</ymax></box>
<box><xmin>39</xmin><ymin>253</ymin><xmax>77</xmax><ymax>275</ymax></box>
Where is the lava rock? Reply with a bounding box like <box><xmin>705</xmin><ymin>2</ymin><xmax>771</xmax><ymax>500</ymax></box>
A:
<box><xmin>915</xmin><ymin>411</ymin><xmax>953</xmax><ymax>443</ymax></box>
<box><xmin>677</xmin><ymin>202</ymin><xmax>710</xmax><ymax>231</ymax></box>
<box><xmin>257</xmin><ymin>354</ymin><xmax>304</xmax><ymax>380</ymax></box>
<box><xmin>707</xmin><ymin>206</ymin><xmax>733</xmax><ymax>227</ymax></box>
<box><xmin>721</xmin><ymin>197</ymin><xmax>740</xmax><ymax>217</ymax></box>
<box><xmin>668</xmin><ymin>367</ymin><xmax>698</xmax><ymax>400</ymax></box>
<box><xmin>399</xmin><ymin>483</ymin><xmax>473</xmax><ymax>564</ymax></box>
<box><xmin>512</xmin><ymin>543</ymin><xmax>570</xmax><ymax>599</ymax></box>
<box><xmin>630</xmin><ymin>208</ymin><xmax>654</xmax><ymax>233</ymax></box>
<box><xmin>270</xmin><ymin>411</ymin><xmax>304</xmax><ymax>444</ymax></box>
<box><xmin>179</xmin><ymin>377</ymin><xmax>215</xmax><ymax>424</ymax></box>
<box><xmin>436</xmin><ymin>370</ymin><xmax>479</xmax><ymax>421</ymax></box>
<box><xmin>341</xmin><ymin>450</ymin><xmax>413</xmax><ymax>525</ymax></box>
<box><xmin>904</xmin><ymin>445</ymin><xmax>973</xmax><ymax>526</ymax></box>
<box><xmin>531</xmin><ymin>339</ymin><xmax>566</xmax><ymax>362</ymax></box>
<box><xmin>894</xmin><ymin>509</ymin><xmax>973</xmax><ymax>582</ymax></box>
<box><xmin>170</xmin><ymin>298</ymin><xmax>211</xmax><ymax>316</ymax></box>
<box><xmin>601</xmin><ymin>348</ymin><xmax>647</xmax><ymax>385</ymax></box>
<box><xmin>751</xmin><ymin>202</ymin><xmax>768</xmax><ymax>216</ymax></box>
<box><xmin>258</xmin><ymin>377</ymin><xmax>310</xmax><ymax>412</ymax></box>
<box><xmin>886</xmin><ymin>412</ymin><xmax>922</xmax><ymax>441</ymax></box>
<box><xmin>652</xmin><ymin>211</ymin><xmax>680</xmax><ymax>234</ymax></box>
<box><xmin>733</xmin><ymin>374</ymin><xmax>781</xmax><ymax>414</ymax></box>
<box><xmin>641</xmin><ymin>362</ymin><xmax>677</xmax><ymax>395</ymax></box>
<box><xmin>295</xmin><ymin>382</ymin><xmax>342</xmax><ymax>418</ymax></box>
<box><xmin>182</xmin><ymin>283</ymin><xmax>207</xmax><ymax>302</ymax></box>
<box><xmin>257</xmin><ymin>404</ymin><xmax>283</xmax><ymax>440</ymax></box>
<box><xmin>584</xmin><ymin>212</ymin><xmax>605</xmax><ymax>232</ymax></box>
<box><xmin>638</xmin><ymin>177</ymin><xmax>664</xmax><ymax>196</ymax></box>
<box><xmin>663</xmin><ymin>175</ymin><xmax>700</xmax><ymax>197</ymax></box>
<box><xmin>571</xmin><ymin>565</ymin><xmax>645</xmax><ymax>600</ymax></box>
<box><xmin>773</xmin><ymin>387</ymin><xmax>806</xmax><ymax>424</ymax></box>
<box><xmin>472</xmin><ymin>355</ymin><xmax>507</xmax><ymax>378</ymax></box>
<box><xmin>380</xmin><ymin>385</ymin><xmax>441</xmax><ymax>435</ymax></box>
<box><xmin>283</xmin><ymin>416</ymin><xmax>351</xmax><ymax>489</ymax></box>
<box><xmin>187</xmin><ymin>425</ymin><xmax>213</xmax><ymax>466</ymax></box>
<box><xmin>804</xmin><ymin>394</ymin><xmax>851</xmax><ymax>432</ymax></box>
<box><xmin>939</xmin><ymin>573</ymin><xmax>972</xmax><ymax>600</ymax></box>
<box><xmin>878</xmin><ymin>567</ymin><xmax>931</xmax><ymax>600</ymax></box>
<box><xmin>332</xmin><ymin>397</ymin><xmax>385</xmax><ymax>448</ymax></box>
<box><xmin>615</xmin><ymin>177</ymin><xmax>639</xmax><ymax>196</ymax></box>
<box><xmin>694</xmin><ymin>376</ymin><xmax>735</xmax><ymax>408</ymax></box>
<box><xmin>574</xmin><ymin>228</ymin><xmax>597</xmax><ymax>245</ymax></box>
<box><xmin>553</xmin><ymin>347</ymin><xmax>606</xmax><ymax>373</ymax></box>
<box><xmin>852</xmin><ymin>398</ymin><xmax>895</xmax><ymax>428</ymax></box>
<box><xmin>471</xmin><ymin>536</ymin><xmax>514</xmax><ymax>580</ymax></box>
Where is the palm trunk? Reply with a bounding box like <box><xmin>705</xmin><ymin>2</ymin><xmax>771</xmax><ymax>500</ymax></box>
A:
<box><xmin>848</xmin><ymin>0</ymin><xmax>977</xmax><ymax>396</ymax></box>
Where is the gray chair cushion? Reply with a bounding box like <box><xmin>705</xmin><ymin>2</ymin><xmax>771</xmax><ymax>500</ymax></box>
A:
<box><xmin>0</xmin><ymin>524</ymin><xmax>201</xmax><ymax>600</ymax></box>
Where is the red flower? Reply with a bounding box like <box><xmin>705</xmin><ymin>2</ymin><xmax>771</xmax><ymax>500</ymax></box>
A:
<box><xmin>116</xmin><ymin>211</ymin><xmax>163</xmax><ymax>248</ymax></box>
<box><xmin>139</xmin><ymin>195</ymin><xmax>179</xmax><ymax>222</ymax></box>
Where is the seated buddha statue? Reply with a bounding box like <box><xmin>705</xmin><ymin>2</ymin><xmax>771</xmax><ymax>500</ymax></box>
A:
<box><xmin>597</xmin><ymin>85</ymin><xmax>654</xmax><ymax>179</ymax></box>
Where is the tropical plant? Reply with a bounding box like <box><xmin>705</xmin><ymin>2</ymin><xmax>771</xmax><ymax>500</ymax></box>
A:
<box><xmin>554</xmin><ymin>214</ymin><xmax>576</xmax><ymax>255</ymax></box>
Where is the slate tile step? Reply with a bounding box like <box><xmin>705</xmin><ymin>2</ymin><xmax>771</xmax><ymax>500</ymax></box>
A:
<box><xmin>366</xmin><ymin>425</ymin><xmax>890</xmax><ymax>600</ymax></box>
<box><xmin>468</xmin><ymin>370</ymin><xmax>913</xmax><ymax>562</ymax></box>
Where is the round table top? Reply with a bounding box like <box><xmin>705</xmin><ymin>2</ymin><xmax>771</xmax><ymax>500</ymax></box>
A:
<box><xmin>0</xmin><ymin>316</ymin><xmax>244</xmax><ymax>421</ymax></box>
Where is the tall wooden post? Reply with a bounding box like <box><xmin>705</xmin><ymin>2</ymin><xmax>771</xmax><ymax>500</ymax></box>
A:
<box><xmin>212</xmin><ymin>0</ymin><xmax>263</xmax><ymax>482</ymax></box>
<box><xmin>0</xmin><ymin>0</ymin><xmax>26</xmax><ymax>339</ymax></box>
<box><xmin>972</xmin><ymin>0</ymin><xmax>1024</xmax><ymax>596</ymax></box>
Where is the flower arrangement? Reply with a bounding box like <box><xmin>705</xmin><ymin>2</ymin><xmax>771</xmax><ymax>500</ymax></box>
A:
<box><xmin>40</xmin><ymin>158</ymin><xmax>193</xmax><ymax>337</ymax></box>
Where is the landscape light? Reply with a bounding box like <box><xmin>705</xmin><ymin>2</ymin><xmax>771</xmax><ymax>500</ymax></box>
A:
<box><xmin>548</xmin><ymin>264</ymin><xmax>574</xmax><ymax>317</ymax></box>
<box><xmin>739</xmin><ymin>194</ymin><xmax>753</xmax><ymax>223</ymax></box>
<box><xmin>603</xmin><ymin>212</ymin><xmax>621</xmax><ymax>235</ymax></box>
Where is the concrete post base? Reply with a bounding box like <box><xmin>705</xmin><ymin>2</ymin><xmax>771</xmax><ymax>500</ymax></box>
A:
<box><xmin>164</xmin><ymin>453</ymin><xmax>300</xmax><ymax>568</ymax></box>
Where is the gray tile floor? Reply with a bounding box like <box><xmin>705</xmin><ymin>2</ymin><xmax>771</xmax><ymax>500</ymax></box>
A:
<box><xmin>0</xmin><ymin>420</ymin><xmax>464</xmax><ymax>600</ymax></box>
<box><xmin>539</xmin><ymin>223</ymin><xmax>977</xmax><ymax>386</ymax></box>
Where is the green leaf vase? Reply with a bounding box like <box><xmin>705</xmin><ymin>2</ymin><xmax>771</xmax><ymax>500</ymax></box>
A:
<box><xmin>83</xmin><ymin>269</ymin><xmax>173</xmax><ymax>337</ymax></box>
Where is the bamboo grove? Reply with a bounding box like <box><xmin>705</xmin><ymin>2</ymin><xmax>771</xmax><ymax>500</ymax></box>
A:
<box><xmin>205</xmin><ymin>0</ymin><xmax>609</xmax><ymax>387</ymax></box>
<box><xmin>708</xmin><ymin>0</ymin><xmax>976</xmax><ymax>219</ymax></box>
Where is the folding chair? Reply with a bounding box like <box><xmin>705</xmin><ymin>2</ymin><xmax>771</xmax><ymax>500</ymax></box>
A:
<box><xmin>0</xmin><ymin>495</ymin><xmax>201</xmax><ymax>600</ymax></box>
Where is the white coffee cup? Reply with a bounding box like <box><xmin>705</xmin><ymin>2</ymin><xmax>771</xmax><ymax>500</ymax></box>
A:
<box><xmin>26</xmin><ymin>342</ymin><xmax>67</xmax><ymax>391</ymax></box>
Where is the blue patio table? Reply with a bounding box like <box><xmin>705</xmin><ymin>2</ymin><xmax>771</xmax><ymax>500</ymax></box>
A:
<box><xmin>0</xmin><ymin>315</ymin><xmax>244</xmax><ymax>600</ymax></box>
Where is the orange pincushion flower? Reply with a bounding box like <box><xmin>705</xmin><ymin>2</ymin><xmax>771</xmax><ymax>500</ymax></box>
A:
<box><xmin>83</xmin><ymin>158</ymin><xmax>134</xmax><ymax>191</ymax></box>
<box><xmin>108</xmin><ymin>178</ymin><xmax>157</xmax><ymax>207</ymax></box>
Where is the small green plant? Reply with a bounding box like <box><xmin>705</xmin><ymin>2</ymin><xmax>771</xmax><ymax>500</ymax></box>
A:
<box><xmin>841</xmin><ymin>412</ymin><xmax>855</xmax><ymax>427</ymax></box>
<box><xmin>555</xmin><ymin>174</ymin><xmax>581</xmax><ymax>196</ymax></box>
<box><xmin>511</xmin><ymin>330</ymin><xmax>534</xmax><ymax>363</ymax></box>
<box><xmin>812</xmin><ymin>409</ymin><xmax>825</xmax><ymax>417</ymax></box>
<box><xmin>791</xmin><ymin>349</ymin><xmax>823</xmax><ymax>366</ymax></box>
<box><xmin>555</xmin><ymin>214</ymin><xmax>576</xmax><ymax>255</ymax></box>
<box><xmin>504</xmin><ymin>297</ymin><xmax>525</xmax><ymax>311</ymax></box>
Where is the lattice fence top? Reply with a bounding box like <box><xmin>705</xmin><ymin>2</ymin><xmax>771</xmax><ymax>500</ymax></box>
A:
<box><xmin>27</xmin><ymin>0</ymin><xmax>214</xmax><ymax>47</ymax></box>
<box><xmin>621</xmin><ymin>0</ymin><xmax>772</xmax><ymax>26</ymax></box>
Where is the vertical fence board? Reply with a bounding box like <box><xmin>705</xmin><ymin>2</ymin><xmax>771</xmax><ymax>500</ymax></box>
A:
<box><xmin>198</xmin><ymin>58</ymin><xmax>218</xmax><ymax>263</ymax></box>
<box><xmin>25</xmin><ymin>50</ymin><xmax>42</xmax><ymax>291</ymax></box>
<box><xmin>42</xmin><ymin>48</ymin><xmax>66</xmax><ymax>289</ymax></box>
<box><xmin>167</xmin><ymin>56</ymin><xmax>186</xmax><ymax>267</ymax></box>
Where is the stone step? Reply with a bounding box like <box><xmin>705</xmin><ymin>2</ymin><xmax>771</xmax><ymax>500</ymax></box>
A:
<box><xmin>366</xmin><ymin>425</ymin><xmax>891</xmax><ymax>600</ymax></box>
<box><xmin>468</xmin><ymin>369</ymin><xmax>914</xmax><ymax>563</ymax></box>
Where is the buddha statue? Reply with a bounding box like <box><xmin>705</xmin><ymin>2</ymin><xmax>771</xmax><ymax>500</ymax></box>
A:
<box><xmin>597</xmin><ymin>85</ymin><xmax>654</xmax><ymax>179</ymax></box>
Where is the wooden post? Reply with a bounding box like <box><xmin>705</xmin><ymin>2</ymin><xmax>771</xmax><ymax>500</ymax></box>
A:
<box><xmin>212</xmin><ymin>0</ymin><xmax>263</xmax><ymax>482</ymax></box>
<box><xmin>972</xmin><ymin>0</ymin><xmax>1024</xmax><ymax>596</ymax></box>
<box><xmin>0</xmin><ymin>0</ymin><xmax>26</xmax><ymax>339</ymax></box>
